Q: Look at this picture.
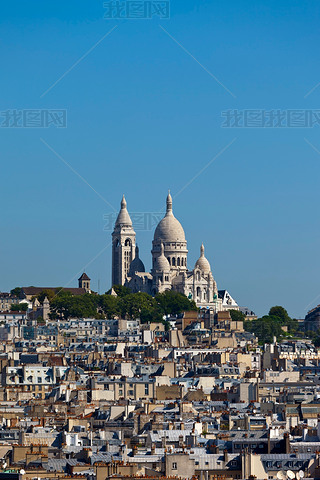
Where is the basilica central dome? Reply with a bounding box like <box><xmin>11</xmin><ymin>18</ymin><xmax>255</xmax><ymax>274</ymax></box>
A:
<box><xmin>153</xmin><ymin>192</ymin><xmax>186</xmax><ymax>243</ymax></box>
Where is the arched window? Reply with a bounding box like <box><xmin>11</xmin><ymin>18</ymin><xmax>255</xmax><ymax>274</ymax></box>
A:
<box><xmin>177</xmin><ymin>257</ymin><xmax>180</xmax><ymax>266</ymax></box>
<box><xmin>172</xmin><ymin>257</ymin><xmax>176</xmax><ymax>266</ymax></box>
<box><xmin>197</xmin><ymin>272</ymin><xmax>201</xmax><ymax>281</ymax></box>
<box><xmin>197</xmin><ymin>287</ymin><xmax>201</xmax><ymax>300</ymax></box>
<box><xmin>125</xmin><ymin>238</ymin><xmax>131</xmax><ymax>247</ymax></box>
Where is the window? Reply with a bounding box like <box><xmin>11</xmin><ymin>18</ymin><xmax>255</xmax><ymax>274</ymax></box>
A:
<box><xmin>145</xmin><ymin>384</ymin><xmax>149</xmax><ymax>395</ymax></box>
<box><xmin>172</xmin><ymin>258</ymin><xmax>176</xmax><ymax>266</ymax></box>
<box><xmin>172</xmin><ymin>463</ymin><xmax>177</xmax><ymax>470</ymax></box>
<box><xmin>128</xmin><ymin>390</ymin><xmax>134</xmax><ymax>396</ymax></box>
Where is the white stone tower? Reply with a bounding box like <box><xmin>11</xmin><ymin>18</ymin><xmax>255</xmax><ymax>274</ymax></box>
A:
<box><xmin>112</xmin><ymin>195</ymin><xmax>136</xmax><ymax>286</ymax></box>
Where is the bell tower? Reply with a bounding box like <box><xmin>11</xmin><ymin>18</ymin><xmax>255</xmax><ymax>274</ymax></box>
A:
<box><xmin>78</xmin><ymin>272</ymin><xmax>91</xmax><ymax>292</ymax></box>
<box><xmin>112</xmin><ymin>195</ymin><xmax>136</xmax><ymax>286</ymax></box>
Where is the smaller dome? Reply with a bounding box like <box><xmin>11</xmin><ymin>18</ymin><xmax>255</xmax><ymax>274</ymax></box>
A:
<box><xmin>195</xmin><ymin>243</ymin><xmax>211</xmax><ymax>274</ymax></box>
<box><xmin>128</xmin><ymin>246</ymin><xmax>145</xmax><ymax>276</ymax></box>
<box><xmin>154</xmin><ymin>243</ymin><xmax>170</xmax><ymax>272</ymax></box>
<box><xmin>115</xmin><ymin>195</ymin><xmax>132</xmax><ymax>226</ymax></box>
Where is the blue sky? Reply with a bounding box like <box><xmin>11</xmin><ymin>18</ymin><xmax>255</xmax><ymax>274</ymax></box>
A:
<box><xmin>1</xmin><ymin>0</ymin><xmax>320</xmax><ymax>318</ymax></box>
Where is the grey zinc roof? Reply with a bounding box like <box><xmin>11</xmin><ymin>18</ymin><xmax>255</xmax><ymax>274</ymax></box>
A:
<box><xmin>90</xmin><ymin>453</ymin><xmax>113</xmax><ymax>464</ymax></box>
<box><xmin>149</xmin><ymin>429</ymin><xmax>193</xmax><ymax>442</ymax></box>
<box><xmin>190</xmin><ymin>453</ymin><xmax>240</xmax><ymax>470</ymax></box>
<box><xmin>46</xmin><ymin>459</ymin><xmax>67</xmax><ymax>472</ymax></box>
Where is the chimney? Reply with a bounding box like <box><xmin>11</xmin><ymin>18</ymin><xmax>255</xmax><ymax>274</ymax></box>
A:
<box><xmin>303</xmin><ymin>426</ymin><xmax>308</xmax><ymax>441</ymax></box>
<box><xmin>224</xmin><ymin>449</ymin><xmax>228</xmax><ymax>463</ymax></box>
<box><xmin>284</xmin><ymin>432</ymin><xmax>290</xmax><ymax>454</ymax></box>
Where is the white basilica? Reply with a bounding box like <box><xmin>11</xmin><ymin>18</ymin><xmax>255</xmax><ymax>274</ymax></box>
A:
<box><xmin>111</xmin><ymin>192</ymin><xmax>223</xmax><ymax>310</ymax></box>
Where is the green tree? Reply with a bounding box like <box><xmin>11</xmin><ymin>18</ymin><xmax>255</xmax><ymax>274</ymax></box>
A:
<box><xmin>268</xmin><ymin>306</ymin><xmax>290</xmax><ymax>324</ymax></box>
<box><xmin>50</xmin><ymin>291</ymin><xmax>74</xmax><ymax>319</ymax></box>
<box><xmin>36</xmin><ymin>289</ymin><xmax>56</xmax><ymax>304</ymax></box>
<box><xmin>119</xmin><ymin>292</ymin><xmax>156</xmax><ymax>320</ymax></box>
<box><xmin>155</xmin><ymin>291</ymin><xmax>197</xmax><ymax>316</ymax></box>
<box><xmin>98</xmin><ymin>294</ymin><xmax>120</xmax><ymax>318</ymax></box>
<box><xmin>244</xmin><ymin>315</ymin><xmax>284</xmax><ymax>344</ymax></box>
<box><xmin>229</xmin><ymin>309</ymin><xmax>246</xmax><ymax>322</ymax></box>
<box><xmin>107</xmin><ymin>285</ymin><xmax>131</xmax><ymax>297</ymax></box>
<box><xmin>10</xmin><ymin>287</ymin><xmax>22</xmax><ymax>297</ymax></box>
<box><xmin>11</xmin><ymin>303</ymin><xmax>27</xmax><ymax>312</ymax></box>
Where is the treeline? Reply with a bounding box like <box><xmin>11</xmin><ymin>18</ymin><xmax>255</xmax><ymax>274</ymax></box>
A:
<box><xmin>32</xmin><ymin>286</ymin><xmax>197</xmax><ymax>324</ymax></box>
<box><xmin>243</xmin><ymin>306</ymin><xmax>299</xmax><ymax>344</ymax></box>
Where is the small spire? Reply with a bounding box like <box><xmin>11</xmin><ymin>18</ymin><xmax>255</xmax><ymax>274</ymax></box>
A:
<box><xmin>115</xmin><ymin>194</ymin><xmax>132</xmax><ymax>227</ymax></box>
<box><xmin>135</xmin><ymin>245</ymin><xmax>139</xmax><ymax>257</ymax></box>
<box><xmin>200</xmin><ymin>243</ymin><xmax>205</xmax><ymax>257</ymax></box>
<box><xmin>121</xmin><ymin>195</ymin><xmax>127</xmax><ymax>209</ymax></box>
<box><xmin>166</xmin><ymin>190</ymin><xmax>172</xmax><ymax>215</ymax></box>
<box><xmin>160</xmin><ymin>242</ymin><xmax>164</xmax><ymax>255</ymax></box>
